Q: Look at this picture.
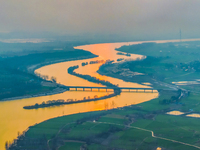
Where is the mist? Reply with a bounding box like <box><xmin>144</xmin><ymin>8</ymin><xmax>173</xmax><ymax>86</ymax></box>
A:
<box><xmin>1</xmin><ymin>0</ymin><xmax>200</xmax><ymax>40</ymax></box>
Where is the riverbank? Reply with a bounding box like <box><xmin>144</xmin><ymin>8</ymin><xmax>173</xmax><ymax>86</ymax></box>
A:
<box><xmin>27</xmin><ymin>54</ymin><xmax>97</xmax><ymax>74</ymax></box>
<box><xmin>0</xmin><ymin>52</ymin><xmax>97</xmax><ymax>101</ymax></box>
<box><xmin>2</xmin><ymin>87</ymin><xmax>67</xmax><ymax>101</ymax></box>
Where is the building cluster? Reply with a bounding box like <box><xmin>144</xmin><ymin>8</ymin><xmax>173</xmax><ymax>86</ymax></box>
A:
<box><xmin>177</xmin><ymin>61</ymin><xmax>200</xmax><ymax>72</ymax></box>
<box><xmin>104</xmin><ymin>65</ymin><xmax>143</xmax><ymax>78</ymax></box>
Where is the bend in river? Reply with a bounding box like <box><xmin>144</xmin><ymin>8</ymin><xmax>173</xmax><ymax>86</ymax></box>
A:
<box><xmin>3</xmin><ymin>39</ymin><xmax>200</xmax><ymax>149</ymax></box>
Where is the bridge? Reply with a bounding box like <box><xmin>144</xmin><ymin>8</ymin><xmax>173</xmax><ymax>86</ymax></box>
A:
<box><xmin>64</xmin><ymin>86</ymin><xmax>157</xmax><ymax>93</ymax></box>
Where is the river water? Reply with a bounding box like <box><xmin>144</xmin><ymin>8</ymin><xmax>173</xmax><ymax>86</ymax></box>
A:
<box><xmin>1</xmin><ymin>39</ymin><xmax>200</xmax><ymax>149</ymax></box>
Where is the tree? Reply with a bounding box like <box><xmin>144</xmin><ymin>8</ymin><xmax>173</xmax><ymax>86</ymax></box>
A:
<box><xmin>51</xmin><ymin>76</ymin><xmax>57</xmax><ymax>83</ymax></box>
<box><xmin>5</xmin><ymin>141</ymin><xmax>8</xmax><ymax>150</ymax></box>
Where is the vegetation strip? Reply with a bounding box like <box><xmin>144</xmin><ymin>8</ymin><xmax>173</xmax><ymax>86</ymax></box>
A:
<box><xmin>23</xmin><ymin>93</ymin><xmax>118</xmax><ymax>109</ymax></box>
<box><xmin>68</xmin><ymin>65</ymin><xmax>120</xmax><ymax>88</ymax></box>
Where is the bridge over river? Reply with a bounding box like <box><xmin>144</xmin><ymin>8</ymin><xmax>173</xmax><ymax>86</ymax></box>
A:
<box><xmin>64</xmin><ymin>86</ymin><xmax>157</xmax><ymax>93</ymax></box>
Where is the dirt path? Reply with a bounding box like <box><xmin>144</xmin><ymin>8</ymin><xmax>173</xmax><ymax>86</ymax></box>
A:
<box><xmin>164</xmin><ymin>72</ymin><xmax>194</xmax><ymax>80</ymax></box>
<box><xmin>47</xmin><ymin>122</ymin><xmax>76</xmax><ymax>149</ymax></box>
<box><xmin>94</xmin><ymin>121</ymin><xmax>200</xmax><ymax>149</ymax></box>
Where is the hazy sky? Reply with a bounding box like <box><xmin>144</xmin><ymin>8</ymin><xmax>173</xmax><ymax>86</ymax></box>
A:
<box><xmin>0</xmin><ymin>0</ymin><xmax>200</xmax><ymax>40</ymax></box>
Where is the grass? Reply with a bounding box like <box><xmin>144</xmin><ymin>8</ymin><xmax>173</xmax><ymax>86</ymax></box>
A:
<box><xmin>59</xmin><ymin>142</ymin><xmax>83</xmax><ymax>150</ymax></box>
<box><xmin>114</xmin><ymin>109</ymin><xmax>147</xmax><ymax>116</ymax></box>
<box><xmin>179</xmin><ymin>93</ymin><xmax>200</xmax><ymax>112</ymax></box>
<box><xmin>98</xmin><ymin>116</ymin><xmax>126</xmax><ymax>124</ymax></box>
<box><xmin>26</xmin><ymin>111</ymin><xmax>105</xmax><ymax>139</ymax></box>
<box><xmin>108</xmin><ymin>129</ymin><xmax>151</xmax><ymax>150</ymax></box>
<box><xmin>137</xmin><ymin>90</ymin><xmax>178</xmax><ymax>111</ymax></box>
<box><xmin>131</xmin><ymin>114</ymin><xmax>200</xmax><ymax>146</ymax></box>
<box><xmin>63</xmin><ymin>122</ymin><xmax>103</xmax><ymax>139</ymax></box>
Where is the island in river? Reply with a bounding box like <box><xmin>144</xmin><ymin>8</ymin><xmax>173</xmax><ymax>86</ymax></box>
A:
<box><xmin>23</xmin><ymin>92</ymin><xmax>119</xmax><ymax>109</ymax></box>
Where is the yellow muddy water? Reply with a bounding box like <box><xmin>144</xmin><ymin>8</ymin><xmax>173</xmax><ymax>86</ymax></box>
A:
<box><xmin>3</xmin><ymin>39</ymin><xmax>200</xmax><ymax>149</ymax></box>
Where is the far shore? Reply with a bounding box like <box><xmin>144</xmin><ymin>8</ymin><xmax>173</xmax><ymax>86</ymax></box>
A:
<box><xmin>27</xmin><ymin>54</ymin><xmax>97</xmax><ymax>73</ymax></box>
<box><xmin>1</xmin><ymin>54</ymin><xmax>98</xmax><ymax>101</ymax></box>
<box><xmin>1</xmin><ymin>87</ymin><xmax>67</xmax><ymax>101</ymax></box>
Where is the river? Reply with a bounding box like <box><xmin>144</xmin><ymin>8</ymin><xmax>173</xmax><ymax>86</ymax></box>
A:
<box><xmin>1</xmin><ymin>39</ymin><xmax>200</xmax><ymax>150</ymax></box>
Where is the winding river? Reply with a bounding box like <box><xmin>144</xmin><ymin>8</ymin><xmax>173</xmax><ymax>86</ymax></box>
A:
<box><xmin>1</xmin><ymin>39</ymin><xmax>200</xmax><ymax>150</ymax></box>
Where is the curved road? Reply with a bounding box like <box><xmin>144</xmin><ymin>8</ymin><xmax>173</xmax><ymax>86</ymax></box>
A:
<box><xmin>94</xmin><ymin>121</ymin><xmax>200</xmax><ymax>149</ymax></box>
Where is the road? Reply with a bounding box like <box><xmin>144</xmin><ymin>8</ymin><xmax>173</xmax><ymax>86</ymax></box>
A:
<box><xmin>94</xmin><ymin>121</ymin><xmax>200</xmax><ymax>149</ymax></box>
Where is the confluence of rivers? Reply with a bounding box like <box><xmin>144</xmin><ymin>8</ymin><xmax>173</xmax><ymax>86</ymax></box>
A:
<box><xmin>0</xmin><ymin>39</ymin><xmax>200</xmax><ymax>150</ymax></box>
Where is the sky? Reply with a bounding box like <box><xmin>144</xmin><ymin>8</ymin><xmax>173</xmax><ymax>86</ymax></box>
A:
<box><xmin>0</xmin><ymin>0</ymin><xmax>200</xmax><ymax>40</ymax></box>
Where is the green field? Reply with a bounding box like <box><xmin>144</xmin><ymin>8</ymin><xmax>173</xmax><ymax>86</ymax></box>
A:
<box><xmin>59</xmin><ymin>142</ymin><xmax>83</xmax><ymax>150</ymax></box>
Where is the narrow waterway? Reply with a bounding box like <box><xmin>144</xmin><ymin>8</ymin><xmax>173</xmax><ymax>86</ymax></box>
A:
<box><xmin>1</xmin><ymin>39</ymin><xmax>200</xmax><ymax>150</ymax></box>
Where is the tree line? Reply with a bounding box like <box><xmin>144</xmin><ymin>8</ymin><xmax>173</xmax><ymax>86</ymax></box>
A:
<box><xmin>23</xmin><ymin>93</ymin><xmax>118</xmax><ymax>109</ymax></box>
